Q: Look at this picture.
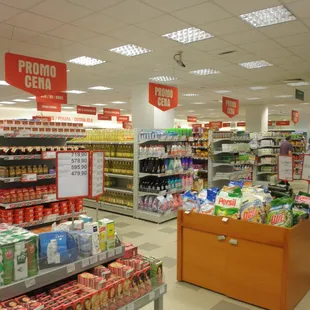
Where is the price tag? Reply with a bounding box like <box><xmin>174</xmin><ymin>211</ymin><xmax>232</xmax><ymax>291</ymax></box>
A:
<box><xmin>149</xmin><ymin>291</ymin><xmax>155</xmax><ymax>301</ymax></box>
<box><xmin>21</xmin><ymin>173</ymin><xmax>37</xmax><ymax>182</ymax></box>
<box><xmin>90</xmin><ymin>151</ymin><xmax>104</xmax><ymax>198</ymax></box>
<box><xmin>222</xmin><ymin>217</ymin><xmax>228</xmax><ymax>222</ymax></box>
<box><xmin>42</xmin><ymin>151</ymin><xmax>56</xmax><ymax>159</ymax></box>
<box><xmin>115</xmin><ymin>247</ymin><xmax>122</xmax><ymax>255</ymax></box>
<box><xmin>46</xmin><ymin>214</ymin><xmax>57</xmax><ymax>222</ymax></box>
<box><xmin>127</xmin><ymin>303</ymin><xmax>134</xmax><ymax>310</ymax></box>
<box><xmin>25</xmin><ymin>278</ymin><xmax>36</xmax><ymax>288</ymax></box>
<box><xmin>90</xmin><ymin>255</ymin><xmax>98</xmax><ymax>265</ymax></box>
<box><xmin>99</xmin><ymin>252</ymin><xmax>107</xmax><ymax>261</ymax></box>
<box><xmin>66</xmin><ymin>263</ymin><xmax>76</xmax><ymax>274</ymax></box>
<box><xmin>108</xmin><ymin>249</ymin><xmax>115</xmax><ymax>258</ymax></box>
<box><xmin>159</xmin><ymin>285</ymin><xmax>165</xmax><ymax>295</ymax></box>
<box><xmin>81</xmin><ymin>258</ymin><xmax>90</xmax><ymax>268</ymax></box>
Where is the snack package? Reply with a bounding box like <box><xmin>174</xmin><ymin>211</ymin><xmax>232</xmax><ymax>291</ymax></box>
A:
<box><xmin>266</xmin><ymin>197</ymin><xmax>294</xmax><ymax>227</ymax></box>
<box><xmin>214</xmin><ymin>186</ymin><xmax>242</xmax><ymax>219</ymax></box>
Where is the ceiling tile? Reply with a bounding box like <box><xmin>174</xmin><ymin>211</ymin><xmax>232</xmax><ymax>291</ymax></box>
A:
<box><xmin>0</xmin><ymin>4</ymin><xmax>21</xmax><ymax>22</ymax></box>
<box><xmin>0</xmin><ymin>0</ymin><xmax>42</xmax><ymax>9</ymax></box>
<box><xmin>27</xmin><ymin>34</ymin><xmax>75</xmax><ymax>49</ymax></box>
<box><xmin>83</xmin><ymin>35</ymin><xmax>125</xmax><ymax>50</ymax></box>
<box><xmin>104</xmin><ymin>0</ymin><xmax>163</xmax><ymax>23</ymax></box>
<box><xmin>275</xmin><ymin>32</ymin><xmax>310</xmax><ymax>47</ymax></box>
<box><xmin>286</xmin><ymin>0</ymin><xmax>310</xmax><ymax>19</ymax></box>
<box><xmin>239</xmin><ymin>39</ymin><xmax>284</xmax><ymax>53</ymax></box>
<box><xmin>301</xmin><ymin>17</ymin><xmax>310</xmax><ymax>28</ymax></box>
<box><xmin>172</xmin><ymin>2</ymin><xmax>231</xmax><ymax>25</ymax></box>
<box><xmin>29</xmin><ymin>0</ymin><xmax>92</xmax><ymax>23</ymax></box>
<box><xmin>201</xmin><ymin>17</ymin><xmax>252</xmax><ymax>36</ymax></box>
<box><xmin>222</xmin><ymin>30</ymin><xmax>268</xmax><ymax>45</ymax></box>
<box><xmin>67</xmin><ymin>0</ymin><xmax>124</xmax><ymax>11</ymax></box>
<box><xmin>137</xmin><ymin>14</ymin><xmax>191</xmax><ymax>35</ymax></box>
<box><xmin>191</xmin><ymin>37</ymin><xmax>232</xmax><ymax>51</ymax></box>
<box><xmin>213</xmin><ymin>0</ymin><xmax>281</xmax><ymax>15</ymax></box>
<box><xmin>254</xmin><ymin>47</ymin><xmax>292</xmax><ymax>59</ymax></box>
<box><xmin>72</xmin><ymin>12</ymin><xmax>128</xmax><ymax>34</ymax></box>
<box><xmin>287</xmin><ymin>43</ymin><xmax>310</xmax><ymax>56</ymax></box>
<box><xmin>10</xmin><ymin>41</ymin><xmax>52</xmax><ymax>58</ymax></box>
<box><xmin>0</xmin><ymin>24</ymin><xmax>39</xmax><ymax>41</ymax></box>
<box><xmin>140</xmin><ymin>0</ymin><xmax>209</xmax><ymax>13</ymax></box>
<box><xmin>259</xmin><ymin>20</ymin><xmax>308</xmax><ymax>38</ymax></box>
<box><xmin>0</xmin><ymin>23</ymin><xmax>12</xmax><ymax>38</ymax></box>
<box><xmin>5</xmin><ymin>11</ymin><xmax>63</xmax><ymax>32</ymax></box>
<box><xmin>48</xmin><ymin>24</ymin><xmax>97</xmax><ymax>41</ymax></box>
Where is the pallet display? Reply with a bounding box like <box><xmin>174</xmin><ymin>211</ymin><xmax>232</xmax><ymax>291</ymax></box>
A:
<box><xmin>177</xmin><ymin>210</ymin><xmax>310</xmax><ymax>310</ymax></box>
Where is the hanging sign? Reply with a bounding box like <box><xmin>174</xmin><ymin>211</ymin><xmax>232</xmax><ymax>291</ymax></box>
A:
<box><xmin>103</xmin><ymin>108</ymin><xmax>120</xmax><ymax>116</ymax></box>
<box><xmin>122</xmin><ymin>121</ymin><xmax>132</xmax><ymax>129</ymax></box>
<box><xmin>36</xmin><ymin>92</ymin><xmax>67</xmax><ymax>104</ymax></box>
<box><xmin>295</xmin><ymin>89</ymin><xmax>304</xmax><ymax>101</ymax></box>
<box><xmin>37</xmin><ymin>102</ymin><xmax>61</xmax><ymax>112</ymax></box>
<box><xmin>5</xmin><ymin>53</ymin><xmax>67</xmax><ymax>96</ymax></box>
<box><xmin>117</xmin><ymin>116</ymin><xmax>129</xmax><ymax>122</ymax></box>
<box><xmin>98</xmin><ymin>114</ymin><xmax>112</xmax><ymax>121</ymax></box>
<box><xmin>149</xmin><ymin>83</ymin><xmax>178</xmax><ymax>112</ymax></box>
<box><xmin>276</xmin><ymin>120</ymin><xmax>290</xmax><ymax>126</ymax></box>
<box><xmin>302</xmin><ymin>155</ymin><xmax>310</xmax><ymax>181</ymax></box>
<box><xmin>77</xmin><ymin>105</ymin><xmax>96</xmax><ymax>115</ymax></box>
<box><xmin>223</xmin><ymin>122</ymin><xmax>230</xmax><ymax>128</ymax></box>
<box><xmin>89</xmin><ymin>151</ymin><xmax>104</xmax><ymax>199</ymax></box>
<box><xmin>191</xmin><ymin>124</ymin><xmax>202</xmax><ymax>128</ymax></box>
<box><xmin>268</xmin><ymin>121</ymin><xmax>273</xmax><ymax>126</ymax></box>
<box><xmin>209</xmin><ymin>121</ymin><xmax>223</xmax><ymax>130</ymax></box>
<box><xmin>32</xmin><ymin>116</ymin><xmax>52</xmax><ymax>122</ymax></box>
<box><xmin>278</xmin><ymin>155</ymin><xmax>293</xmax><ymax>182</ymax></box>
<box><xmin>291</xmin><ymin>110</ymin><xmax>299</xmax><ymax>125</ymax></box>
<box><xmin>237</xmin><ymin>122</ymin><xmax>246</xmax><ymax>127</ymax></box>
<box><xmin>187</xmin><ymin>116</ymin><xmax>197</xmax><ymax>123</ymax></box>
<box><xmin>204</xmin><ymin>123</ymin><xmax>209</xmax><ymax>128</ymax></box>
<box><xmin>222</xmin><ymin>97</ymin><xmax>239</xmax><ymax>118</ymax></box>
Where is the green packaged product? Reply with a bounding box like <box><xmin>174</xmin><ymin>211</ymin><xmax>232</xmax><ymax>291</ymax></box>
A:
<box><xmin>0</xmin><ymin>244</ymin><xmax>14</xmax><ymax>285</ymax></box>
<box><xmin>266</xmin><ymin>197</ymin><xmax>294</xmax><ymax>228</ymax></box>
<box><xmin>26</xmin><ymin>236</ymin><xmax>39</xmax><ymax>277</ymax></box>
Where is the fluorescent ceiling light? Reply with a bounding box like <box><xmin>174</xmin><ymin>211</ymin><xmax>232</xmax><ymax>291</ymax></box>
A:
<box><xmin>65</xmin><ymin>90</ymin><xmax>86</xmax><ymax>94</ymax></box>
<box><xmin>247</xmin><ymin>97</ymin><xmax>261</xmax><ymax>100</ymax></box>
<box><xmin>110</xmin><ymin>44</ymin><xmax>152</xmax><ymax>57</ymax></box>
<box><xmin>240</xmin><ymin>5</ymin><xmax>296</xmax><ymax>28</ymax></box>
<box><xmin>214</xmin><ymin>90</ymin><xmax>231</xmax><ymax>94</ymax></box>
<box><xmin>149</xmin><ymin>76</ymin><xmax>178</xmax><ymax>82</ymax></box>
<box><xmin>239</xmin><ymin>60</ymin><xmax>273</xmax><ymax>69</ymax></box>
<box><xmin>67</xmin><ymin>56</ymin><xmax>105</xmax><ymax>66</ymax></box>
<box><xmin>0</xmin><ymin>80</ymin><xmax>9</xmax><ymax>86</ymax></box>
<box><xmin>93</xmin><ymin>103</ymin><xmax>107</xmax><ymax>106</ymax></box>
<box><xmin>275</xmin><ymin>104</ymin><xmax>286</xmax><ymax>107</ymax></box>
<box><xmin>0</xmin><ymin>101</ymin><xmax>15</xmax><ymax>104</ymax></box>
<box><xmin>182</xmin><ymin>93</ymin><xmax>200</xmax><ymax>97</ymax></box>
<box><xmin>13</xmin><ymin>99</ymin><xmax>30</xmax><ymax>102</ymax></box>
<box><xmin>88</xmin><ymin>86</ymin><xmax>113</xmax><ymax>91</ymax></box>
<box><xmin>27</xmin><ymin>96</ymin><xmax>36</xmax><ymax>99</ymax></box>
<box><xmin>287</xmin><ymin>81</ymin><xmax>310</xmax><ymax>86</ymax></box>
<box><xmin>191</xmin><ymin>102</ymin><xmax>205</xmax><ymax>105</ymax></box>
<box><xmin>249</xmin><ymin>86</ymin><xmax>267</xmax><ymax>90</ymax></box>
<box><xmin>111</xmin><ymin>101</ymin><xmax>126</xmax><ymax>104</ymax></box>
<box><xmin>275</xmin><ymin>95</ymin><xmax>293</xmax><ymax>98</ymax></box>
<box><xmin>163</xmin><ymin>27</ymin><xmax>213</xmax><ymax>44</ymax></box>
<box><xmin>189</xmin><ymin>68</ymin><xmax>221</xmax><ymax>76</ymax></box>
<box><xmin>63</xmin><ymin>106</ymin><xmax>75</xmax><ymax>109</ymax></box>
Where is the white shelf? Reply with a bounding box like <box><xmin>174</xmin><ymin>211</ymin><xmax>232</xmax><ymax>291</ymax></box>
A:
<box><xmin>105</xmin><ymin>187</ymin><xmax>133</xmax><ymax>194</ymax></box>
<box><xmin>139</xmin><ymin>154</ymin><xmax>192</xmax><ymax>160</ymax></box>
<box><xmin>139</xmin><ymin>139</ymin><xmax>187</xmax><ymax>144</ymax></box>
<box><xmin>258</xmin><ymin>163</ymin><xmax>277</xmax><ymax>166</ymax></box>
<box><xmin>257</xmin><ymin>172</ymin><xmax>277</xmax><ymax>175</ymax></box>
<box><xmin>257</xmin><ymin>154</ymin><xmax>278</xmax><ymax>157</ymax></box>
<box><xmin>0</xmin><ymin>174</ymin><xmax>56</xmax><ymax>183</ymax></box>
<box><xmin>67</xmin><ymin>141</ymin><xmax>134</xmax><ymax>145</ymax></box>
<box><xmin>84</xmin><ymin>199</ymin><xmax>133</xmax><ymax>216</ymax></box>
<box><xmin>105</xmin><ymin>157</ymin><xmax>134</xmax><ymax>162</ymax></box>
<box><xmin>0</xmin><ymin>246</ymin><xmax>124</xmax><ymax>300</ymax></box>
<box><xmin>105</xmin><ymin>173</ymin><xmax>133</xmax><ymax>179</ymax></box>
<box><xmin>138</xmin><ymin>188</ymin><xmax>184</xmax><ymax>196</ymax></box>
<box><xmin>135</xmin><ymin>209</ymin><xmax>177</xmax><ymax>223</ymax></box>
<box><xmin>0</xmin><ymin>154</ymin><xmax>43</xmax><ymax>160</ymax></box>
<box><xmin>139</xmin><ymin>171</ymin><xmax>193</xmax><ymax>178</ymax></box>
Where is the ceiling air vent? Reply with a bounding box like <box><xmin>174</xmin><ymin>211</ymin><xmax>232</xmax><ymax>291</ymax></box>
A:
<box><xmin>218</xmin><ymin>50</ymin><xmax>236</xmax><ymax>56</ymax></box>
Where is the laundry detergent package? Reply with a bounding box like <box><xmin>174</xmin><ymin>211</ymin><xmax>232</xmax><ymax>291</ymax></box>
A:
<box><xmin>214</xmin><ymin>186</ymin><xmax>242</xmax><ymax>219</ymax></box>
<box><xmin>292</xmin><ymin>206</ymin><xmax>309</xmax><ymax>225</ymax></box>
<box><xmin>182</xmin><ymin>191</ymin><xmax>198</xmax><ymax>212</ymax></box>
<box><xmin>266</xmin><ymin>197</ymin><xmax>294</xmax><ymax>228</ymax></box>
<box><xmin>240</xmin><ymin>193</ymin><xmax>265</xmax><ymax>223</ymax></box>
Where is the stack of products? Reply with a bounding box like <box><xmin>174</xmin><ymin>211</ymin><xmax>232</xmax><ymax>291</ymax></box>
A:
<box><xmin>259</xmin><ymin>157</ymin><xmax>277</xmax><ymax>165</ymax></box>
<box><xmin>213</xmin><ymin>132</ymin><xmax>232</xmax><ymax>139</ymax></box>
<box><xmin>192</xmin><ymin>126</ymin><xmax>208</xmax><ymax>142</ymax></box>
<box><xmin>72</xmin><ymin>128</ymin><xmax>134</xmax><ymax>142</ymax></box>
<box><xmin>99</xmin><ymin>192</ymin><xmax>133</xmax><ymax>208</ymax></box>
<box><xmin>0</xmin><ymin>165</ymin><xmax>51</xmax><ymax>178</ymax></box>
<box><xmin>87</xmin><ymin>144</ymin><xmax>134</xmax><ymax>158</ymax></box>
<box><xmin>260</xmin><ymin>166</ymin><xmax>277</xmax><ymax>173</ymax></box>
<box><xmin>220</xmin><ymin>143</ymin><xmax>250</xmax><ymax>153</ymax></box>
<box><xmin>139</xmin><ymin>129</ymin><xmax>192</xmax><ymax>141</ymax></box>
<box><xmin>104</xmin><ymin>161</ymin><xmax>133</xmax><ymax>175</ymax></box>
<box><xmin>259</xmin><ymin>140</ymin><xmax>277</xmax><ymax>147</ymax></box>
<box><xmin>257</xmin><ymin>148</ymin><xmax>278</xmax><ymax>156</ymax></box>
<box><xmin>139</xmin><ymin>144</ymin><xmax>192</xmax><ymax>157</ymax></box>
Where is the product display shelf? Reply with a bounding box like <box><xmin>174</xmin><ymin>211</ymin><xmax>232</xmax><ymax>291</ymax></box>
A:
<box><xmin>67</xmin><ymin>141</ymin><xmax>134</xmax><ymax>145</ymax></box>
<box><xmin>119</xmin><ymin>284</ymin><xmax>167</xmax><ymax>310</ymax></box>
<box><xmin>0</xmin><ymin>246</ymin><xmax>124</xmax><ymax>301</ymax></box>
<box><xmin>0</xmin><ymin>173</ymin><xmax>56</xmax><ymax>183</ymax></box>
<box><xmin>136</xmin><ymin>209</ymin><xmax>177</xmax><ymax>223</ymax></box>
<box><xmin>139</xmin><ymin>171</ymin><xmax>192</xmax><ymax>178</ymax></box>
<box><xmin>0</xmin><ymin>155</ymin><xmax>43</xmax><ymax>160</ymax></box>
<box><xmin>105</xmin><ymin>187</ymin><xmax>133</xmax><ymax>194</ymax></box>
<box><xmin>177</xmin><ymin>210</ymin><xmax>310</xmax><ymax>310</ymax></box>
<box><xmin>106</xmin><ymin>157</ymin><xmax>134</xmax><ymax>162</ymax></box>
<box><xmin>105</xmin><ymin>173</ymin><xmax>134</xmax><ymax>179</ymax></box>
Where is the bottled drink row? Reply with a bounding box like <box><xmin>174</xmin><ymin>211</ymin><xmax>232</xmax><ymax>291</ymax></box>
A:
<box><xmin>139</xmin><ymin>144</ymin><xmax>192</xmax><ymax>157</ymax></box>
<box><xmin>105</xmin><ymin>161</ymin><xmax>133</xmax><ymax>175</ymax></box>
<box><xmin>76</xmin><ymin>129</ymin><xmax>134</xmax><ymax>142</ymax></box>
<box><xmin>140</xmin><ymin>158</ymin><xmax>193</xmax><ymax>174</ymax></box>
<box><xmin>99</xmin><ymin>192</ymin><xmax>133</xmax><ymax>208</ymax></box>
<box><xmin>87</xmin><ymin>144</ymin><xmax>133</xmax><ymax>158</ymax></box>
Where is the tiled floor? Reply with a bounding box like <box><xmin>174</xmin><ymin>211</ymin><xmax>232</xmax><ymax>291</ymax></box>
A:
<box><xmin>85</xmin><ymin>181</ymin><xmax>310</xmax><ymax>310</ymax></box>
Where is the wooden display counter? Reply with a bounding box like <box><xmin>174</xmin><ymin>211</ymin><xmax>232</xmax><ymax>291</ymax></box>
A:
<box><xmin>177</xmin><ymin>210</ymin><xmax>310</xmax><ymax>310</ymax></box>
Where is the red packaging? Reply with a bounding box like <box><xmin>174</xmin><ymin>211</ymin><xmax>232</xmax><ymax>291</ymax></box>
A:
<box><xmin>35</xmin><ymin>205</ymin><xmax>44</xmax><ymax>212</ymax></box>
<box><xmin>3</xmin><ymin>210</ymin><xmax>13</xmax><ymax>217</ymax></box>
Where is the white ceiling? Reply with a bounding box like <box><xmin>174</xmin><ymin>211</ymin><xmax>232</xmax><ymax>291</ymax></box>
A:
<box><xmin>0</xmin><ymin>0</ymin><xmax>310</xmax><ymax>122</ymax></box>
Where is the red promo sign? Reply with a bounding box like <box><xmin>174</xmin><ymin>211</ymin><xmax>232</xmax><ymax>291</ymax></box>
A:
<box><xmin>32</xmin><ymin>116</ymin><xmax>52</xmax><ymax>122</ymax></box>
<box><xmin>98</xmin><ymin>114</ymin><xmax>112</xmax><ymax>121</ymax></box>
<box><xmin>117</xmin><ymin>116</ymin><xmax>129</xmax><ymax>122</ymax></box>
<box><xmin>204</xmin><ymin>123</ymin><xmax>209</xmax><ymax>128</ymax></box>
<box><xmin>187</xmin><ymin>116</ymin><xmax>197</xmax><ymax>123</ymax></box>
<box><xmin>192</xmin><ymin>124</ymin><xmax>202</xmax><ymax>128</ymax></box>
<box><xmin>77</xmin><ymin>105</ymin><xmax>96</xmax><ymax>115</ymax></box>
<box><xmin>103</xmin><ymin>108</ymin><xmax>120</xmax><ymax>116</ymax></box>
<box><xmin>291</xmin><ymin>110</ymin><xmax>299</xmax><ymax>125</ymax></box>
<box><xmin>222</xmin><ymin>97</ymin><xmax>239</xmax><ymax>118</ymax></box>
<box><xmin>149</xmin><ymin>83</ymin><xmax>178</xmax><ymax>112</ymax></box>
<box><xmin>237</xmin><ymin>122</ymin><xmax>246</xmax><ymax>127</ymax></box>
<box><xmin>5</xmin><ymin>52</ymin><xmax>67</xmax><ymax>96</ymax></box>
<box><xmin>223</xmin><ymin>122</ymin><xmax>230</xmax><ymax>128</ymax></box>
<box><xmin>276</xmin><ymin>120</ymin><xmax>290</xmax><ymax>126</ymax></box>
<box><xmin>36</xmin><ymin>92</ymin><xmax>67</xmax><ymax>104</ymax></box>
<box><xmin>123</xmin><ymin>121</ymin><xmax>132</xmax><ymax>129</ymax></box>
<box><xmin>209</xmin><ymin>121</ymin><xmax>223</xmax><ymax>129</ymax></box>
<box><xmin>268</xmin><ymin>121</ymin><xmax>273</xmax><ymax>126</ymax></box>
<box><xmin>37</xmin><ymin>102</ymin><xmax>61</xmax><ymax>112</ymax></box>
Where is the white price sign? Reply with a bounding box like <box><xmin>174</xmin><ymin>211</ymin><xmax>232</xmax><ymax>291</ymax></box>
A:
<box><xmin>21</xmin><ymin>173</ymin><xmax>37</xmax><ymax>182</ymax></box>
<box><xmin>278</xmin><ymin>155</ymin><xmax>293</xmax><ymax>181</ymax></box>
<box><xmin>42</xmin><ymin>151</ymin><xmax>56</xmax><ymax>159</ymax></box>
<box><xmin>302</xmin><ymin>155</ymin><xmax>310</xmax><ymax>181</ymax></box>
<box><xmin>25</xmin><ymin>278</ymin><xmax>36</xmax><ymax>288</ymax></box>
<box><xmin>90</xmin><ymin>151</ymin><xmax>104</xmax><ymax>198</ymax></box>
<box><xmin>56</xmin><ymin>151</ymin><xmax>89</xmax><ymax>199</ymax></box>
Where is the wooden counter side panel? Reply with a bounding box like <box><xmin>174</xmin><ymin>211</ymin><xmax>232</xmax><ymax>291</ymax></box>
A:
<box><xmin>181</xmin><ymin>211</ymin><xmax>285</xmax><ymax>247</ymax></box>
<box><xmin>286</xmin><ymin>220</ymin><xmax>310</xmax><ymax>310</ymax></box>
<box><xmin>177</xmin><ymin>210</ymin><xmax>183</xmax><ymax>281</ymax></box>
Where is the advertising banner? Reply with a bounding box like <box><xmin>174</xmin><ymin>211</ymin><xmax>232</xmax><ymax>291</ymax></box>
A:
<box><xmin>149</xmin><ymin>82</ymin><xmax>178</xmax><ymax>111</ymax></box>
<box><xmin>222</xmin><ymin>96</ymin><xmax>239</xmax><ymax>118</ymax></box>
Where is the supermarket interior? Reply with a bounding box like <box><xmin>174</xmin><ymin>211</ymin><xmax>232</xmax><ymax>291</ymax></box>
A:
<box><xmin>2</xmin><ymin>0</ymin><xmax>310</xmax><ymax>310</ymax></box>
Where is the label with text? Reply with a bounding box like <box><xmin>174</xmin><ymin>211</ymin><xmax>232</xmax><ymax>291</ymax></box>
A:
<box><xmin>36</xmin><ymin>92</ymin><xmax>67</xmax><ymax>104</ymax></box>
<box><xmin>77</xmin><ymin>105</ymin><xmax>97</xmax><ymax>115</ymax></box>
<box><xmin>37</xmin><ymin>102</ymin><xmax>61</xmax><ymax>112</ymax></box>
<box><xmin>117</xmin><ymin>116</ymin><xmax>129</xmax><ymax>122</ymax></box>
<box><xmin>276</xmin><ymin>120</ymin><xmax>290</xmax><ymax>126</ymax></box>
<box><xmin>98</xmin><ymin>114</ymin><xmax>112</xmax><ymax>121</ymax></box>
<box><xmin>149</xmin><ymin>82</ymin><xmax>178</xmax><ymax>112</ymax></box>
<box><xmin>222</xmin><ymin>96</ymin><xmax>239</xmax><ymax>118</ymax></box>
<box><xmin>103</xmin><ymin>108</ymin><xmax>120</xmax><ymax>116</ymax></box>
<box><xmin>187</xmin><ymin>116</ymin><xmax>197</xmax><ymax>122</ymax></box>
<box><xmin>278</xmin><ymin>155</ymin><xmax>293</xmax><ymax>181</ymax></box>
<box><xmin>209</xmin><ymin>121</ymin><xmax>223</xmax><ymax>129</ymax></box>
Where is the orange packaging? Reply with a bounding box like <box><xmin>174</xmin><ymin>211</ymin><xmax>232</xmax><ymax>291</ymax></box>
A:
<box><xmin>16</xmin><ymin>190</ymin><xmax>23</xmax><ymax>202</ymax></box>
<box><xmin>22</xmin><ymin>188</ymin><xmax>29</xmax><ymax>201</ymax></box>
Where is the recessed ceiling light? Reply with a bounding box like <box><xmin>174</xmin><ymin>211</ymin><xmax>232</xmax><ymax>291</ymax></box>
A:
<box><xmin>214</xmin><ymin>90</ymin><xmax>231</xmax><ymax>94</ymax></box>
<box><xmin>88</xmin><ymin>86</ymin><xmax>113</xmax><ymax>91</ymax></box>
<box><xmin>13</xmin><ymin>99</ymin><xmax>30</xmax><ymax>102</ymax></box>
<box><xmin>287</xmin><ymin>81</ymin><xmax>310</xmax><ymax>86</ymax></box>
<box><xmin>67</xmin><ymin>56</ymin><xmax>105</xmax><ymax>66</ymax></box>
<box><xmin>93</xmin><ymin>103</ymin><xmax>107</xmax><ymax>106</ymax></box>
<box><xmin>111</xmin><ymin>101</ymin><xmax>126</xmax><ymax>104</ymax></box>
<box><xmin>162</xmin><ymin>27</ymin><xmax>214</xmax><ymax>44</ymax></box>
<box><xmin>189</xmin><ymin>68</ymin><xmax>221</xmax><ymax>76</ymax></box>
<box><xmin>0</xmin><ymin>80</ymin><xmax>9</xmax><ymax>86</ymax></box>
<box><xmin>239</xmin><ymin>60</ymin><xmax>273</xmax><ymax>69</ymax></box>
<box><xmin>65</xmin><ymin>90</ymin><xmax>86</xmax><ymax>94</ymax></box>
<box><xmin>182</xmin><ymin>93</ymin><xmax>200</xmax><ymax>97</ymax></box>
<box><xmin>247</xmin><ymin>97</ymin><xmax>261</xmax><ymax>100</ymax></box>
<box><xmin>0</xmin><ymin>101</ymin><xmax>15</xmax><ymax>104</ymax></box>
<box><xmin>275</xmin><ymin>104</ymin><xmax>286</xmax><ymax>107</ymax></box>
<box><xmin>149</xmin><ymin>76</ymin><xmax>178</xmax><ymax>82</ymax></box>
<box><xmin>240</xmin><ymin>5</ymin><xmax>296</xmax><ymax>28</ymax></box>
<box><xmin>191</xmin><ymin>102</ymin><xmax>205</xmax><ymax>105</ymax></box>
<box><xmin>249</xmin><ymin>86</ymin><xmax>268</xmax><ymax>90</ymax></box>
<box><xmin>67</xmin><ymin>69</ymin><xmax>70</xmax><ymax>72</ymax></box>
<box><xmin>110</xmin><ymin>44</ymin><xmax>152</xmax><ymax>57</ymax></box>
<box><xmin>27</xmin><ymin>96</ymin><xmax>36</xmax><ymax>99</ymax></box>
<box><xmin>274</xmin><ymin>95</ymin><xmax>293</xmax><ymax>98</ymax></box>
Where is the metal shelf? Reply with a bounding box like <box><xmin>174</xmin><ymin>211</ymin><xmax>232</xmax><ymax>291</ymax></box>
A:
<box><xmin>67</xmin><ymin>141</ymin><xmax>134</xmax><ymax>145</ymax></box>
<box><xmin>84</xmin><ymin>199</ymin><xmax>133</xmax><ymax>216</ymax></box>
<box><xmin>105</xmin><ymin>157</ymin><xmax>134</xmax><ymax>162</ymax></box>
<box><xmin>257</xmin><ymin>146</ymin><xmax>279</xmax><ymax>149</ymax></box>
<box><xmin>119</xmin><ymin>284</ymin><xmax>167</xmax><ymax>310</ymax></box>
<box><xmin>139</xmin><ymin>171</ymin><xmax>193</xmax><ymax>178</ymax></box>
<box><xmin>257</xmin><ymin>172</ymin><xmax>277</xmax><ymax>175</ymax></box>
<box><xmin>135</xmin><ymin>209</ymin><xmax>177</xmax><ymax>223</ymax></box>
<box><xmin>258</xmin><ymin>163</ymin><xmax>277</xmax><ymax>166</ymax></box>
<box><xmin>0</xmin><ymin>155</ymin><xmax>42</xmax><ymax>160</ymax></box>
<box><xmin>139</xmin><ymin>154</ymin><xmax>192</xmax><ymax>160</ymax></box>
<box><xmin>0</xmin><ymin>195</ymin><xmax>61</xmax><ymax>209</ymax></box>
<box><xmin>139</xmin><ymin>139</ymin><xmax>187</xmax><ymax>144</ymax></box>
<box><xmin>105</xmin><ymin>187</ymin><xmax>133</xmax><ymax>194</ymax></box>
<box><xmin>105</xmin><ymin>173</ymin><xmax>134</xmax><ymax>179</ymax></box>
<box><xmin>0</xmin><ymin>246</ymin><xmax>124</xmax><ymax>300</ymax></box>
<box><xmin>257</xmin><ymin>154</ymin><xmax>278</xmax><ymax>157</ymax></box>
<box><xmin>138</xmin><ymin>188</ymin><xmax>184</xmax><ymax>196</ymax></box>
<box><xmin>0</xmin><ymin>174</ymin><xmax>56</xmax><ymax>183</ymax></box>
